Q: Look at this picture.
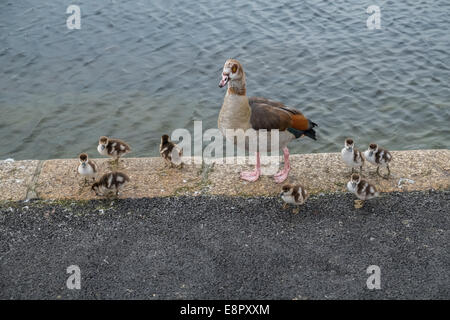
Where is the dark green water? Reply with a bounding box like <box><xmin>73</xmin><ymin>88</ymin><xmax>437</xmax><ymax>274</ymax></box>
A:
<box><xmin>1</xmin><ymin>0</ymin><xmax>449</xmax><ymax>160</ymax></box>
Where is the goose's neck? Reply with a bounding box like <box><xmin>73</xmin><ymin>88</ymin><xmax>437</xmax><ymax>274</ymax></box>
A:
<box><xmin>226</xmin><ymin>79</ymin><xmax>246</xmax><ymax>96</ymax></box>
<box><xmin>219</xmin><ymin>79</ymin><xmax>251</xmax><ymax>132</ymax></box>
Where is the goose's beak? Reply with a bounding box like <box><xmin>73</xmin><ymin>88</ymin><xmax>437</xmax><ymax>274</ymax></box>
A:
<box><xmin>219</xmin><ymin>73</ymin><xmax>229</xmax><ymax>88</ymax></box>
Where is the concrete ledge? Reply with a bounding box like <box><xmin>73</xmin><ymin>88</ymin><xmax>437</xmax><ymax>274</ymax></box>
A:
<box><xmin>0</xmin><ymin>149</ymin><xmax>448</xmax><ymax>201</ymax></box>
<box><xmin>0</xmin><ymin>160</ymin><xmax>41</xmax><ymax>201</ymax></box>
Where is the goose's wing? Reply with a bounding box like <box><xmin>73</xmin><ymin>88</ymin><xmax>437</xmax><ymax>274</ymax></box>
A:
<box><xmin>88</xmin><ymin>160</ymin><xmax>98</xmax><ymax>173</ymax></box>
<box><xmin>248</xmin><ymin>97</ymin><xmax>317</xmax><ymax>139</ymax></box>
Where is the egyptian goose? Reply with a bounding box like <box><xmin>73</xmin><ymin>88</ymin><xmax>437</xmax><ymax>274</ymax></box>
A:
<box><xmin>77</xmin><ymin>153</ymin><xmax>98</xmax><ymax>184</ymax></box>
<box><xmin>347</xmin><ymin>173</ymin><xmax>379</xmax><ymax>208</ymax></box>
<box><xmin>364</xmin><ymin>143</ymin><xmax>392</xmax><ymax>178</ymax></box>
<box><xmin>91</xmin><ymin>171</ymin><xmax>130</xmax><ymax>197</ymax></box>
<box><xmin>218</xmin><ymin>59</ymin><xmax>317</xmax><ymax>183</ymax></box>
<box><xmin>97</xmin><ymin>136</ymin><xmax>131</xmax><ymax>164</ymax></box>
<box><xmin>341</xmin><ymin>138</ymin><xmax>365</xmax><ymax>174</ymax></box>
<box><xmin>160</xmin><ymin>134</ymin><xmax>183</xmax><ymax>168</ymax></box>
<box><xmin>280</xmin><ymin>184</ymin><xmax>308</xmax><ymax>214</ymax></box>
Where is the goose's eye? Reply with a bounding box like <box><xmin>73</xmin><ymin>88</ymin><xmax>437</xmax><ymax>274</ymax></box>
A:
<box><xmin>231</xmin><ymin>64</ymin><xmax>238</xmax><ymax>73</ymax></box>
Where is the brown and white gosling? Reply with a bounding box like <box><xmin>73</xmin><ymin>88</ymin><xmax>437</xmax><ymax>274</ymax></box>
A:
<box><xmin>97</xmin><ymin>136</ymin><xmax>131</xmax><ymax>165</ymax></box>
<box><xmin>347</xmin><ymin>173</ymin><xmax>379</xmax><ymax>208</ymax></box>
<box><xmin>280</xmin><ymin>184</ymin><xmax>308</xmax><ymax>214</ymax></box>
<box><xmin>77</xmin><ymin>153</ymin><xmax>98</xmax><ymax>184</ymax></box>
<box><xmin>341</xmin><ymin>138</ymin><xmax>364</xmax><ymax>174</ymax></box>
<box><xmin>91</xmin><ymin>171</ymin><xmax>130</xmax><ymax>197</ymax></box>
<box><xmin>364</xmin><ymin>143</ymin><xmax>392</xmax><ymax>178</ymax></box>
<box><xmin>159</xmin><ymin>134</ymin><xmax>183</xmax><ymax>168</ymax></box>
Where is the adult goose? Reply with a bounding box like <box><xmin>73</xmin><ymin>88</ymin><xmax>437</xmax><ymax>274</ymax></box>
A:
<box><xmin>218</xmin><ymin>59</ymin><xmax>317</xmax><ymax>183</ymax></box>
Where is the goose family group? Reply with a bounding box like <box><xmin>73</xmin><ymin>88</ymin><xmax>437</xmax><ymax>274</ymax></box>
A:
<box><xmin>76</xmin><ymin>59</ymin><xmax>393</xmax><ymax>211</ymax></box>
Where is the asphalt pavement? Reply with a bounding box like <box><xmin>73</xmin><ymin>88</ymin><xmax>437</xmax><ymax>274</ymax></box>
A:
<box><xmin>0</xmin><ymin>190</ymin><xmax>448</xmax><ymax>299</ymax></box>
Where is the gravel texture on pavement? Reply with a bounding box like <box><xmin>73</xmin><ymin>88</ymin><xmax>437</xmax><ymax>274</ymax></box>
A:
<box><xmin>0</xmin><ymin>190</ymin><xmax>448</xmax><ymax>299</ymax></box>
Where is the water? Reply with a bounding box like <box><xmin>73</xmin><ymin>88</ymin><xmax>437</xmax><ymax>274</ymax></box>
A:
<box><xmin>1</xmin><ymin>0</ymin><xmax>449</xmax><ymax>160</ymax></box>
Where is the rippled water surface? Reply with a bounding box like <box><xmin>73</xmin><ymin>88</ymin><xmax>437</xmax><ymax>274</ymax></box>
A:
<box><xmin>1</xmin><ymin>0</ymin><xmax>449</xmax><ymax>160</ymax></box>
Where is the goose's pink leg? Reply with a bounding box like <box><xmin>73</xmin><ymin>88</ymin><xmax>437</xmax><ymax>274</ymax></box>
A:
<box><xmin>274</xmin><ymin>147</ymin><xmax>290</xmax><ymax>183</ymax></box>
<box><xmin>240</xmin><ymin>152</ymin><xmax>261</xmax><ymax>182</ymax></box>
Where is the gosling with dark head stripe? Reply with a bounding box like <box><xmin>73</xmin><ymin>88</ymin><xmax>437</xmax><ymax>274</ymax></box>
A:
<box><xmin>364</xmin><ymin>143</ymin><xmax>392</xmax><ymax>179</ymax></box>
<box><xmin>347</xmin><ymin>173</ymin><xmax>379</xmax><ymax>208</ymax></box>
<box><xmin>77</xmin><ymin>153</ymin><xmax>98</xmax><ymax>185</ymax></box>
<box><xmin>97</xmin><ymin>136</ymin><xmax>131</xmax><ymax>167</ymax></box>
<box><xmin>160</xmin><ymin>134</ymin><xmax>184</xmax><ymax>168</ymax></box>
<box><xmin>341</xmin><ymin>138</ymin><xmax>364</xmax><ymax>175</ymax></box>
<box><xmin>280</xmin><ymin>184</ymin><xmax>308</xmax><ymax>214</ymax></box>
<box><xmin>92</xmin><ymin>171</ymin><xmax>130</xmax><ymax>197</ymax></box>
